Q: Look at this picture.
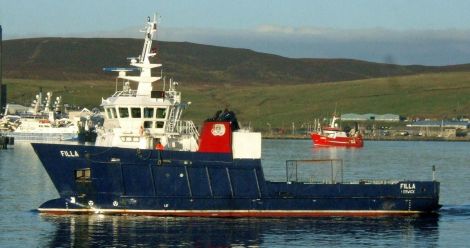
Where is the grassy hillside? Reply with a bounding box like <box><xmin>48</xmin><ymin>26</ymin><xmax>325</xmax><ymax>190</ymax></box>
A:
<box><xmin>4</xmin><ymin>38</ymin><xmax>470</xmax><ymax>129</ymax></box>
<box><xmin>4</xmin><ymin>38</ymin><xmax>470</xmax><ymax>84</ymax></box>
<box><xmin>4</xmin><ymin>71</ymin><xmax>470</xmax><ymax>129</ymax></box>
<box><xmin>184</xmin><ymin>72</ymin><xmax>470</xmax><ymax>128</ymax></box>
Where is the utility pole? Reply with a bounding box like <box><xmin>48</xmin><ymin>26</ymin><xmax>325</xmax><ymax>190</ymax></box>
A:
<box><xmin>0</xmin><ymin>25</ymin><xmax>5</xmax><ymax>115</ymax></box>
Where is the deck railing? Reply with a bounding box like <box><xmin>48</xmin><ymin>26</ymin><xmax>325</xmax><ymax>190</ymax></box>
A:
<box><xmin>285</xmin><ymin>159</ymin><xmax>344</xmax><ymax>184</ymax></box>
<box><xmin>173</xmin><ymin>120</ymin><xmax>200</xmax><ymax>141</ymax></box>
<box><xmin>111</xmin><ymin>90</ymin><xmax>138</xmax><ymax>97</ymax></box>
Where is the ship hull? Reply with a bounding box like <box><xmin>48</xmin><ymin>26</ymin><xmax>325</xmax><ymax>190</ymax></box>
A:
<box><xmin>311</xmin><ymin>133</ymin><xmax>364</xmax><ymax>148</ymax></box>
<box><xmin>32</xmin><ymin>143</ymin><xmax>440</xmax><ymax>217</ymax></box>
<box><xmin>38</xmin><ymin>199</ymin><xmax>437</xmax><ymax>217</ymax></box>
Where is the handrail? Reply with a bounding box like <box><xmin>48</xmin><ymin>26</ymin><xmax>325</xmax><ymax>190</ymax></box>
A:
<box><xmin>286</xmin><ymin>159</ymin><xmax>344</xmax><ymax>184</ymax></box>
<box><xmin>172</xmin><ymin>120</ymin><xmax>200</xmax><ymax>141</ymax></box>
<box><xmin>111</xmin><ymin>90</ymin><xmax>138</xmax><ymax>97</ymax></box>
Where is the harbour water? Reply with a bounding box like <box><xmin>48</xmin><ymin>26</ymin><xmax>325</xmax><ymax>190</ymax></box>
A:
<box><xmin>0</xmin><ymin>140</ymin><xmax>469</xmax><ymax>247</ymax></box>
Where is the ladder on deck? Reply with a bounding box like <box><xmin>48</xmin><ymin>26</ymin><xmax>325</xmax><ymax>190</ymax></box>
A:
<box><xmin>166</xmin><ymin>107</ymin><xmax>178</xmax><ymax>132</ymax></box>
<box><xmin>186</xmin><ymin>121</ymin><xmax>200</xmax><ymax>141</ymax></box>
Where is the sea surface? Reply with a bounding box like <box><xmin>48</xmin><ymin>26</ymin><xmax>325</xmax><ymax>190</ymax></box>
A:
<box><xmin>0</xmin><ymin>140</ymin><xmax>469</xmax><ymax>247</ymax></box>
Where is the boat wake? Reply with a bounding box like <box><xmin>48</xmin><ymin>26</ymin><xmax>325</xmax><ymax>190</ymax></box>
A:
<box><xmin>439</xmin><ymin>205</ymin><xmax>470</xmax><ymax>217</ymax></box>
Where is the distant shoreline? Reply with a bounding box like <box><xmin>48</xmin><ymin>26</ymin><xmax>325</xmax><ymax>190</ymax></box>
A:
<box><xmin>262</xmin><ymin>134</ymin><xmax>470</xmax><ymax>142</ymax></box>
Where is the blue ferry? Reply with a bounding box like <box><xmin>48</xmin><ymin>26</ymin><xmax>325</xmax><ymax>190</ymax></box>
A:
<box><xmin>32</xmin><ymin>16</ymin><xmax>441</xmax><ymax>217</ymax></box>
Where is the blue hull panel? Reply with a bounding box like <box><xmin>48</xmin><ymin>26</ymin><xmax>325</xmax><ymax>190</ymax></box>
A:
<box><xmin>32</xmin><ymin>143</ymin><xmax>441</xmax><ymax>217</ymax></box>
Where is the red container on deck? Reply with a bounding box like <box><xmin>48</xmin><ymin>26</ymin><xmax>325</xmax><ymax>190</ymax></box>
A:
<box><xmin>198</xmin><ymin>121</ymin><xmax>232</xmax><ymax>153</ymax></box>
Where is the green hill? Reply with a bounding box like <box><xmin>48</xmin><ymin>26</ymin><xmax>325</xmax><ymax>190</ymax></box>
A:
<box><xmin>4</xmin><ymin>38</ymin><xmax>470</xmax><ymax>83</ymax></box>
<box><xmin>3</xmin><ymin>38</ymin><xmax>470</xmax><ymax>129</ymax></box>
<box><xmin>4</xmin><ymin>71</ymin><xmax>470</xmax><ymax>129</ymax></box>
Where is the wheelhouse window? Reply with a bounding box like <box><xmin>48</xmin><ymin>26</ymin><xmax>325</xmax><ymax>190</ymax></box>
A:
<box><xmin>119</xmin><ymin>107</ymin><xmax>129</xmax><ymax>118</ymax></box>
<box><xmin>156</xmin><ymin>121</ymin><xmax>165</xmax><ymax>129</ymax></box>
<box><xmin>143</xmin><ymin>108</ymin><xmax>154</xmax><ymax>118</ymax></box>
<box><xmin>143</xmin><ymin>121</ymin><xmax>152</xmax><ymax>128</ymax></box>
<box><xmin>111</xmin><ymin>108</ymin><xmax>117</xmax><ymax>119</ymax></box>
<box><xmin>131</xmin><ymin>107</ymin><xmax>141</xmax><ymax>118</ymax></box>
<box><xmin>156</xmin><ymin>108</ymin><xmax>167</xmax><ymax>119</ymax></box>
<box><xmin>75</xmin><ymin>168</ymin><xmax>91</xmax><ymax>182</ymax></box>
<box><xmin>105</xmin><ymin>108</ymin><xmax>112</xmax><ymax>119</ymax></box>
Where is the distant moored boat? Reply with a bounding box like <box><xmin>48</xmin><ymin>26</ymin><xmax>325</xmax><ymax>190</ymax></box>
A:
<box><xmin>311</xmin><ymin>115</ymin><xmax>363</xmax><ymax>148</ymax></box>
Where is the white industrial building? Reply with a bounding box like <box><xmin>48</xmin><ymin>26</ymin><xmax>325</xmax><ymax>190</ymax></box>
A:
<box><xmin>341</xmin><ymin>113</ymin><xmax>400</xmax><ymax>122</ymax></box>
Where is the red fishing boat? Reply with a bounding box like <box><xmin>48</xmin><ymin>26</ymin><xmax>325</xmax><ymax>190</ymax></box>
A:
<box><xmin>311</xmin><ymin>115</ymin><xmax>363</xmax><ymax>147</ymax></box>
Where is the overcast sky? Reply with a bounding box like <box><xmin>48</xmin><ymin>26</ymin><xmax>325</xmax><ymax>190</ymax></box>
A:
<box><xmin>2</xmin><ymin>0</ymin><xmax>470</xmax><ymax>65</ymax></box>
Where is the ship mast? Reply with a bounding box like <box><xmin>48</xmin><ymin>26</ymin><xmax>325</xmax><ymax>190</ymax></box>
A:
<box><xmin>119</xmin><ymin>15</ymin><xmax>162</xmax><ymax>96</ymax></box>
<box><xmin>140</xmin><ymin>15</ymin><xmax>157</xmax><ymax>64</ymax></box>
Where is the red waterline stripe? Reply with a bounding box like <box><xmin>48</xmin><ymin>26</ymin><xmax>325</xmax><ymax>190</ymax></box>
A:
<box><xmin>38</xmin><ymin>208</ymin><xmax>423</xmax><ymax>217</ymax></box>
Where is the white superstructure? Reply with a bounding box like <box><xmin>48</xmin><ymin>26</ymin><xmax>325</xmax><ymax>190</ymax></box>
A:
<box><xmin>96</xmin><ymin>16</ymin><xmax>199</xmax><ymax>151</ymax></box>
